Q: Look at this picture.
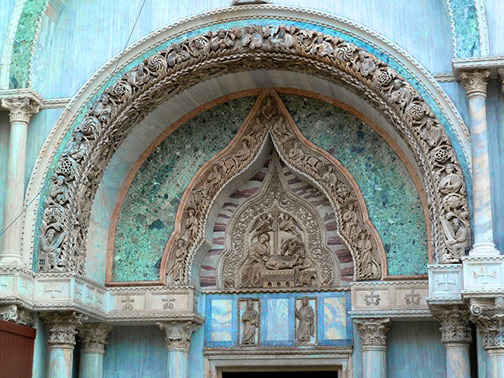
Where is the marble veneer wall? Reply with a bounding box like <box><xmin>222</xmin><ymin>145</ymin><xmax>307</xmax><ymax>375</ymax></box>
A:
<box><xmin>111</xmin><ymin>94</ymin><xmax>428</xmax><ymax>283</ymax></box>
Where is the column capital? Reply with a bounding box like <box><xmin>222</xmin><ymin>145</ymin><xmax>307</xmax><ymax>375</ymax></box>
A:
<box><xmin>0</xmin><ymin>90</ymin><xmax>42</xmax><ymax>124</ymax></box>
<box><xmin>461</xmin><ymin>69</ymin><xmax>491</xmax><ymax>99</ymax></box>
<box><xmin>470</xmin><ymin>297</ymin><xmax>504</xmax><ymax>350</ymax></box>
<box><xmin>432</xmin><ymin>305</ymin><xmax>472</xmax><ymax>344</ymax></box>
<box><xmin>78</xmin><ymin>323</ymin><xmax>113</xmax><ymax>354</ymax></box>
<box><xmin>41</xmin><ymin>311</ymin><xmax>86</xmax><ymax>348</ymax></box>
<box><xmin>0</xmin><ymin>304</ymin><xmax>33</xmax><ymax>326</ymax></box>
<box><xmin>354</xmin><ymin>318</ymin><xmax>391</xmax><ymax>347</ymax></box>
<box><xmin>157</xmin><ymin>320</ymin><xmax>201</xmax><ymax>352</ymax></box>
<box><xmin>497</xmin><ymin>68</ymin><xmax>504</xmax><ymax>95</ymax></box>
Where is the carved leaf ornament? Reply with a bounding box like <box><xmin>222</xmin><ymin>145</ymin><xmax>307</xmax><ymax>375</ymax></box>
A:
<box><xmin>39</xmin><ymin>25</ymin><xmax>469</xmax><ymax>278</ymax></box>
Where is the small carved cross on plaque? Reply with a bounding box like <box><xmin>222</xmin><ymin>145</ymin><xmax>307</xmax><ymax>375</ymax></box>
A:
<box><xmin>436</xmin><ymin>274</ymin><xmax>457</xmax><ymax>291</ymax></box>
<box><xmin>473</xmin><ymin>267</ymin><xmax>497</xmax><ymax>284</ymax></box>
<box><xmin>122</xmin><ymin>294</ymin><xmax>134</xmax><ymax>310</ymax></box>
<box><xmin>162</xmin><ymin>296</ymin><xmax>176</xmax><ymax>310</ymax></box>
<box><xmin>0</xmin><ymin>281</ymin><xmax>8</xmax><ymax>290</ymax></box>
<box><xmin>44</xmin><ymin>282</ymin><xmax>63</xmax><ymax>298</ymax></box>
<box><xmin>364</xmin><ymin>290</ymin><xmax>381</xmax><ymax>306</ymax></box>
<box><xmin>404</xmin><ymin>289</ymin><xmax>421</xmax><ymax>305</ymax></box>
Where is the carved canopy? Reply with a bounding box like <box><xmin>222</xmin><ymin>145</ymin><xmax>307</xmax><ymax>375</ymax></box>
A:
<box><xmin>38</xmin><ymin>25</ymin><xmax>469</xmax><ymax>277</ymax></box>
<box><xmin>163</xmin><ymin>90</ymin><xmax>386</xmax><ymax>284</ymax></box>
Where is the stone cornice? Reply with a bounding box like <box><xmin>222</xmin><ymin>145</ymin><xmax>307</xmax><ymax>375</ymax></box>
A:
<box><xmin>0</xmin><ymin>88</ymin><xmax>42</xmax><ymax>124</ymax></box>
<box><xmin>461</xmin><ymin>69</ymin><xmax>490</xmax><ymax>99</ymax></box>
<box><xmin>453</xmin><ymin>56</ymin><xmax>504</xmax><ymax>79</ymax></box>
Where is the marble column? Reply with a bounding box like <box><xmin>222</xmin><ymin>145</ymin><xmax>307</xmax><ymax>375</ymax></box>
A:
<box><xmin>470</xmin><ymin>301</ymin><xmax>504</xmax><ymax>378</ymax></box>
<box><xmin>158</xmin><ymin>321</ymin><xmax>200</xmax><ymax>378</ymax></box>
<box><xmin>433</xmin><ymin>306</ymin><xmax>472</xmax><ymax>378</ymax></box>
<box><xmin>0</xmin><ymin>93</ymin><xmax>41</xmax><ymax>265</ymax></box>
<box><xmin>461</xmin><ymin>70</ymin><xmax>499</xmax><ymax>256</ymax></box>
<box><xmin>78</xmin><ymin>323</ymin><xmax>113</xmax><ymax>378</ymax></box>
<box><xmin>354</xmin><ymin>318</ymin><xmax>391</xmax><ymax>378</ymax></box>
<box><xmin>42</xmin><ymin>312</ymin><xmax>85</xmax><ymax>378</ymax></box>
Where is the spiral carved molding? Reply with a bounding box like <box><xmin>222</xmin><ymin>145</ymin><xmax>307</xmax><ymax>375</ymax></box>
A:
<box><xmin>39</xmin><ymin>25</ymin><xmax>469</xmax><ymax>276</ymax></box>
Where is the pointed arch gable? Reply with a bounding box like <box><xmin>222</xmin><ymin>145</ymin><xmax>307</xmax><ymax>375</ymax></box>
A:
<box><xmin>37</xmin><ymin>25</ymin><xmax>470</xmax><ymax>278</ymax></box>
<box><xmin>162</xmin><ymin>90</ymin><xmax>386</xmax><ymax>285</ymax></box>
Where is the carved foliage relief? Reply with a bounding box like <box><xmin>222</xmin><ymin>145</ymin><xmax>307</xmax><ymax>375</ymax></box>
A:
<box><xmin>39</xmin><ymin>24</ymin><xmax>469</xmax><ymax>274</ymax></box>
<box><xmin>168</xmin><ymin>91</ymin><xmax>384</xmax><ymax>284</ymax></box>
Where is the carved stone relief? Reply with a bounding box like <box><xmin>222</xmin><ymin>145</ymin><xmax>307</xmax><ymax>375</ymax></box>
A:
<box><xmin>221</xmin><ymin>154</ymin><xmax>337</xmax><ymax>289</ymax></box>
<box><xmin>39</xmin><ymin>24</ymin><xmax>468</xmax><ymax>275</ymax></box>
<box><xmin>295</xmin><ymin>297</ymin><xmax>316</xmax><ymax>345</ymax></box>
<box><xmin>239</xmin><ymin>299</ymin><xmax>260</xmax><ymax>346</ymax></box>
<box><xmin>0</xmin><ymin>304</ymin><xmax>33</xmax><ymax>326</ymax></box>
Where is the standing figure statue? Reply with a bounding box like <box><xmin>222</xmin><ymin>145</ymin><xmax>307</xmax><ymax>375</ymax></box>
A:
<box><xmin>241</xmin><ymin>299</ymin><xmax>259</xmax><ymax>345</ymax></box>
<box><xmin>295</xmin><ymin>298</ymin><xmax>315</xmax><ymax>343</ymax></box>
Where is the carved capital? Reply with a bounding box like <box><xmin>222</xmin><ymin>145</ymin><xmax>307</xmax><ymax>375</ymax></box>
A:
<box><xmin>470</xmin><ymin>297</ymin><xmax>504</xmax><ymax>350</ymax></box>
<box><xmin>432</xmin><ymin>306</ymin><xmax>472</xmax><ymax>344</ymax></box>
<box><xmin>497</xmin><ymin>68</ymin><xmax>504</xmax><ymax>95</ymax></box>
<box><xmin>41</xmin><ymin>312</ymin><xmax>86</xmax><ymax>347</ymax></box>
<box><xmin>461</xmin><ymin>69</ymin><xmax>490</xmax><ymax>99</ymax></box>
<box><xmin>1</xmin><ymin>96</ymin><xmax>41</xmax><ymax>124</ymax></box>
<box><xmin>78</xmin><ymin>323</ymin><xmax>113</xmax><ymax>354</ymax></box>
<box><xmin>0</xmin><ymin>304</ymin><xmax>33</xmax><ymax>327</ymax></box>
<box><xmin>157</xmin><ymin>320</ymin><xmax>200</xmax><ymax>351</ymax></box>
<box><xmin>354</xmin><ymin>318</ymin><xmax>391</xmax><ymax>347</ymax></box>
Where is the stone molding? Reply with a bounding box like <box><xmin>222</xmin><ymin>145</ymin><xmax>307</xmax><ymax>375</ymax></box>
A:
<box><xmin>0</xmin><ymin>304</ymin><xmax>33</xmax><ymax>326</ymax></box>
<box><xmin>460</xmin><ymin>69</ymin><xmax>490</xmax><ymax>99</ymax></box>
<box><xmin>432</xmin><ymin>305</ymin><xmax>472</xmax><ymax>344</ymax></box>
<box><xmin>351</xmin><ymin>281</ymin><xmax>429</xmax><ymax>319</ymax></box>
<box><xmin>0</xmin><ymin>88</ymin><xmax>42</xmax><ymax>124</ymax></box>
<box><xmin>36</xmin><ymin>24</ymin><xmax>470</xmax><ymax>277</ymax></box>
<box><xmin>354</xmin><ymin>318</ymin><xmax>391</xmax><ymax>346</ymax></box>
<box><xmin>41</xmin><ymin>311</ymin><xmax>86</xmax><ymax>347</ymax></box>
<box><xmin>0</xmin><ymin>267</ymin><xmax>200</xmax><ymax>323</ymax></box>
<box><xmin>157</xmin><ymin>320</ymin><xmax>202</xmax><ymax>351</ymax></box>
<box><xmin>78</xmin><ymin>323</ymin><xmax>113</xmax><ymax>354</ymax></box>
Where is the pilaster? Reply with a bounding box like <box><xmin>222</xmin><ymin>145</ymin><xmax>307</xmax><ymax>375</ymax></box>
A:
<box><xmin>354</xmin><ymin>318</ymin><xmax>391</xmax><ymax>378</ymax></box>
<box><xmin>78</xmin><ymin>323</ymin><xmax>113</xmax><ymax>378</ymax></box>
<box><xmin>42</xmin><ymin>312</ymin><xmax>86</xmax><ymax>378</ymax></box>
<box><xmin>0</xmin><ymin>89</ymin><xmax>42</xmax><ymax>266</ymax></box>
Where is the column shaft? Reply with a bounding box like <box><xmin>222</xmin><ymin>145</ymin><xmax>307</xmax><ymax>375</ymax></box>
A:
<box><xmin>362</xmin><ymin>345</ymin><xmax>387</xmax><ymax>378</ymax></box>
<box><xmin>354</xmin><ymin>318</ymin><xmax>391</xmax><ymax>378</ymax></box>
<box><xmin>445</xmin><ymin>343</ymin><xmax>471</xmax><ymax>378</ymax></box>
<box><xmin>49</xmin><ymin>346</ymin><xmax>73</xmax><ymax>378</ymax></box>
<box><xmin>79</xmin><ymin>353</ymin><xmax>104</xmax><ymax>378</ymax></box>
<box><xmin>77</xmin><ymin>322</ymin><xmax>112</xmax><ymax>378</ymax></box>
<box><xmin>168</xmin><ymin>350</ymin><xmax>189</xmax><ymax>378</ymax></box>
<box><xmin>487</xmin><ymin>350</ymin><xmax>504</xmax><ymax>378</ymax></box>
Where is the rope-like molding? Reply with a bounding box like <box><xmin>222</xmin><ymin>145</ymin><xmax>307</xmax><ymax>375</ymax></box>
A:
<box><xmin>37</xmin><ymin>25</ymin><xmax>470</xmax><ymax>280</ymax></box>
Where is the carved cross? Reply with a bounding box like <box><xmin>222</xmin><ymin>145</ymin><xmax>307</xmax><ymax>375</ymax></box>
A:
<box><xmin>0</xmin><ymin>282</ymin><xmax>8</xmax><ymax>290</ymax></box>
<box><xmin>121</xmin><ymin>294</ymin><xmax>134</xmax><ymax>310</ymax></box>
<box><xmin>404</xmin><ymin>289</ymin><xmax>421</xmax><ymax>305</ymax></box>
<box><xmin>162</xmin><ymin>296</ymin><xmax>176</xmax><ymax>310</ymax></box>
<box><xmin>44</xmin><ymin>282</ymin><xmax>63</xmax><ymax>298</ymax></box>
<box><xmin>436</xmin><ymin>274</ymin><xmax>457</xmax><ymax>291</ymax></box>
<box><xmin>364</xmin><ymin>290</ymin><xmax>381</xmax><ymax>306</ymax></box>
<box><xmin>473</xmin><ymin>267</ymin><xmax>498</xmax><ymax>284</ymax></box>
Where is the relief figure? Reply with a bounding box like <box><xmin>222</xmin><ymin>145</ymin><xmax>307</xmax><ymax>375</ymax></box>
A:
<box><xmin>296</xmin><ymin>298</ymin><xmax>315</xmax><ymax>343</ymax></box>
<box><xmin>241</xmin><ymin>299</ymin><xmax>259</xmax><ymax>345</ymax></box>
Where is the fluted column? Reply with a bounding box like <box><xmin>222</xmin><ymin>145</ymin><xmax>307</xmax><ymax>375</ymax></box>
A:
<box><xmin>433</xmin><ymin>306</ymin><xmax>472</xmax><ymax>378</ymax></box>
<box><xmin>42</xmin><ymin>312</ymin><xmax>85</xmax><ymax>378</ymax></box>
<box><xmin>78</xmin><ymin>323</ymin><xmax>113</xmax><ymax>378</ymax></box>
<box><xmin>470</xmin><ymin>300</ymin><xmax>504</xmax><ymax>378</ymax></box>
<box><xmin>0</xmin><ymin>93</ymin><xmax>41</xmax><ymax>265</ymax></box>
<box><xmin>461</xmin><ymin>70</ymin><xmax>499</xmax><ymax>255</ymax></box>
<box><xmin>157</xmin><ymin>321</ymin><xmax>200</xmax><ymax>378</ymax></box>
<box><xmin>354</xmin><ymin>318</ymin><xmax>391</xmax><ymax>378</ymax></box>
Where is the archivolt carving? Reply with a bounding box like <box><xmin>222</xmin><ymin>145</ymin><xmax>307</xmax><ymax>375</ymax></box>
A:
<box><xmin>39</xmin><ymin>24</ymin><xmax>469</xmax><ymax>275</ymax></box>
<box><xmin>166</xmin><ymin>90</ymin><xmax>384</xmax><ymax>284</ymax></box>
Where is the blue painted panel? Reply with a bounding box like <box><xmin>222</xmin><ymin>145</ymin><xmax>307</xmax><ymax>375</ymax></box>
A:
<box><xmin>204</xmin><ymin>292</ymin><xmax>352</xmax><ymax>348</ymax></box>
<box><xmin>103</xmin><ymin>326</ymin><xmax>167</xmax><ymax>378</ymax></box>
<box><xmin>387</xmin><ymin>321</ymin><xmax>446</xmax><ymax>378</ymax></box>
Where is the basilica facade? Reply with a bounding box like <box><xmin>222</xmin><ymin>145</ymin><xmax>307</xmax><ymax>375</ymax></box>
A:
<box><xmin>0</xmin><ymin>1</ymin><xmax>503</xmax><ymax>377</ymax></box>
